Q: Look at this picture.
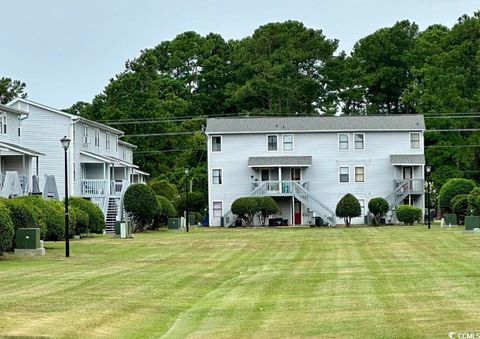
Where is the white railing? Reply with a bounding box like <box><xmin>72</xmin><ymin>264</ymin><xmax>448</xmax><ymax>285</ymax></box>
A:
<box><xmin>251</xmin><ymin>181</ymin><xmax>309</xmax><ymax>195</ymax></box>
<box><xmin>81</xmin><ymin>179</ymin><xmax>108</xmax><ymax>196</ymax></box>
<box><xmin>111</xmin><ymin>179</ymin><xmax>129</xmax><ymax>196</ymax></box>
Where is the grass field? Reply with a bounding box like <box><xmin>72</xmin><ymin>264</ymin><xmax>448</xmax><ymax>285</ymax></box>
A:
<box><xmin>1</xmin><ymin>226</ymin><xmax>480</xmax><ymax>338</ymax></box>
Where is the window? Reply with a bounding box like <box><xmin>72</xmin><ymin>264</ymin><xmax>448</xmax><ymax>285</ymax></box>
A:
<box><xmin>212</xmin><ymin>169</ymin><xmax>222</xmax><ymax>184</ymax></box>
<box><xmin>17</xmin><ymin>116</ymin><xmax>21</xmax><ymax>138</ymax></box>
<box><xmin>339</xmin><ymin>167</ymin><xmax>349</xmax><ymax>183</ymax></box>
<box><xmin>283</xmin><ymin>134</ymin><xmax>293</xmax><ymax>151</ymax></box>
<box><xmin>354</xmin><ymin>133</ymin><xmax>364</xmax><ymax>150</ymax></box>
<box><xmin>2</xmin><ymin>114</ymin><xmax>6</xmax><ymax>134</ymax></box>
<box><xmin>338</xmin><ymin>133</ymin><xmax>349</xmax><ymax>150</ymax></box>
<box><xmin>267</xmin><ymin>135</ymin><xmax>278</xmax><ymax>151</ymax></box>
<box><xmin>410</xmin><ymin>132</ymin><xmax>420</xmax><ymax>149</ymax></box>
<box><xmin>106</xmin><ymin>132</ymin><xmax>111</xmax><ymax>150</ymax></box>
<box><xmin>213</xmin><ymin>201</ymin><xmax>223</xmax><ymax>217</ymax></box>
<box><xmin>355</xmin><ymin>166</ymin><xmax>365</xmax><ymax>183</ymax></box>
<box><xmin>212</xmin><ymin>136</ymin><xmax>222</xmax><ymax>152</ymax></box>
<box><xmin>73</xmin><ymin>162</ymin><xmax>76</xmax><ymax>182</ymax></box>
<box><xmin>115</xmin><ymin>136</ymin><xmax>118</xmax><ymax>153</ymax></box>
<box><xmin>83</xmin><ymin>126</ymin><xmax>88</xmax><ymax>144</ymax></box>
<box><xmin>94</xmin><ymin>129</ymin><xmax>100</xmax><ymax>147</ymax></box>
<box><xmin>122</xmin><ymin>147</ymin><xmax>126</xmax><ymax>160</ymax></box>
<box><xmin>73</xmin><ymin>126</ymin><xmax>76</xmax><ymax>142</ymax></box>
<box><xmin>359</xmin><ymin>199</ymin><xmax>366</xmax><ymax>216</ymax></box>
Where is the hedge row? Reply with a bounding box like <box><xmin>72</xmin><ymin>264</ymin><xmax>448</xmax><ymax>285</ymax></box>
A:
<box><xmin>0</xmin><ymin>196</ymin><xmax>105</xmax><ymax>255</ymax></box>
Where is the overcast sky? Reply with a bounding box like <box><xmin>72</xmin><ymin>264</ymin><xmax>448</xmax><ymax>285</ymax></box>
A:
<box><xmin>1</xmin><ymin>0</ymin><xmax>478</xmax><ymax>109</ymax></box>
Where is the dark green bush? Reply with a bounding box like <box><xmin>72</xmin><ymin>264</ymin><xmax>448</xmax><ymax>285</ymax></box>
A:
<box><xmin>452</xmin><ymin>194</ymin><xmax>469</xmax><ymax>224</ymax></box>
<box><xmin>467</xmin><ymin>187</ymin><xmax>480</xmax><ymax>216</ymax></box>
<box><xmin>0</xmin><ymin>203</ymin><xmax>14</xmax><ymax>255</ymax></box>
<box><xmin>148</xmin><ymin>179</ymin><xmax>178</xmax><ymax>201</ymax></box>
<box><xmin>124</xmin><ymin>184</ymin><xmax>159</xmax><ymax>231</ymax></box>
<box><xmin>45</xmin><ymin>200</ymin><xmax>66</xmax><ymax>241</ymax></box>
<box><xmin>256</xmin><ymin>197</ymin><xmax>279</xmax><ymax>226</ymax></box>
<box><xmin>439</xmin><ymin>178</ymin><xmax>476</xmax><ymax>213</ymax></box>
<box><xmin>368</xmin><ymin>197</ymin><xmax>389</xmax><ymax>226</ymax></box>
<box><xmin>175</xmin><ymin>191</ymin><xmax>206</xmax><ymax>213</ymax></box>
<box><xmin>74</xmin><ymin>208</ymin><xmax>90</xmax><ymax>235</ymax></box>
<box><xmin>336</xmin><ymin>193</ymin><xmax>361</xmax><ymax>227</ymax></box>
<box><xmin>231</xmin><ymin>197</ymin><xmax>258</xmax><ymax>226</ymax></box>
<box><xmin>152</xmin><ymin>196</ymin><xmax>177</xmax><ymax>229</ymax></box>
<box><xmin>68</xmin><ymin>197</ymin><xmax>105</xmax><ymax>234</ymax></box>
<box><xmin>17</xmin><ymin>196</ymin><xmax>48</xmax><ymax>239</ymax></box>
<box><xmin>396</xmin><ymin>205</ymin><xmax>422</xmax><ymax>225</ymax></box>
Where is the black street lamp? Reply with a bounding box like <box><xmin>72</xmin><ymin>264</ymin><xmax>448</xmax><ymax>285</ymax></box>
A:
<box><xmin>185</xmin><ymin>168</ymin><xmax>189</xmax><ymax>233</ymax></box>
<box><xmin>425</xmin><ymin>165</ymin><xmax>432</xmax><ymax>230</ymax></box>
<box><xmin>61</xmin><ymin>136</ymin><xmax>71</xmax><ymax>257</ymax></box>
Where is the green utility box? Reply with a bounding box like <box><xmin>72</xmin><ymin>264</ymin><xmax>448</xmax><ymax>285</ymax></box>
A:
<box><xmin>444</xmin><ymin>214</ymin><xmax>457</xmax><ymax>226</ymax></box>
<box><xmin>465</xmin><ymin>216</ymin><xmax>480</xmax><ymax>230</ymax></box>
<box><xmin>115</xmin><ymin>221</ymin><xmax>122</xmax><ymax>235</ymax></box>
<box><xmin>16</xmin><ymin>228</ymin><xmax>40</xmax><ymax>249</ymax></box>
<box><xmin>168</xmin><ymin>218</ymin><xmax>180</xmax><ymax>229</ymax></box>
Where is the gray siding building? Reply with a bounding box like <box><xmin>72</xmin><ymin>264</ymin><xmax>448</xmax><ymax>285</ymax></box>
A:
<box><xmin>206</xmin><ymin>115</ymin><xmax>426</xmax><ymax>226</ymax></box>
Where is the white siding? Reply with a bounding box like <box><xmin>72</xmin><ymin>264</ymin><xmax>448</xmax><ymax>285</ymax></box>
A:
<box><xmin>208</xmin><ymin>130</ymin><xmax>425</xmax><ymax>226</ymax></box>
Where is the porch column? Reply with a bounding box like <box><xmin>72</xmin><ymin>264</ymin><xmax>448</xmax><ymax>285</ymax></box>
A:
<box><xmin>292</xmin><ymin>196</ymin><xmax>295</xmax><ymax>226</ymax></box>
<box><xmin>278</xmin><ymin>167</ymin><xmax>281</xmax><ymax>193</ymax></box>
<box><xmin>22</xmin><ymin>155</ymin><xmax>25</xmax><ymax>175</ymax></box>
<box><xmin>36</xmin><ymin>157</ymin><xmax>39</xmax><ymax>176</ymax></box>
<box><xmin>124</xmin><ymin>166</ymin><xmax>127</xmax><ymax>182</ymax></box>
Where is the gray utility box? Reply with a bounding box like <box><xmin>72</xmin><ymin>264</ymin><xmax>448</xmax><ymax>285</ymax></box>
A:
<box><xmin>15</xmin><ymin>228</ymin><xmax>45</xmax><ymax>256</ymax></box>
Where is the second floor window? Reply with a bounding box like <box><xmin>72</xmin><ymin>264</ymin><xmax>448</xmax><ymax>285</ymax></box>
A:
<box><xmin>94</xmin><ymin>129</ymin><xmax>100</xmax><ymax>147</ymax></box>
<box><xmin>106</xmin><ymin>133</ymin><xmax>111</xmax><ymax>150</ymax></box>
<box><xmin>410</xmin><ymin>133</ymin><xmax>420</xmax><ymax>149</ymax></box>
<box><xmin>17</xmin><ymin>116</ymin><xmax>21</xmax><ymax>138</ymax></box>
<box><xmin>83</xmin><ymin>126</ymin><xmax>88</xmax><ymax>144</ymax></box>
<box><xmin>267</xmin><ymin>135</ymin><xmax>278</xmax><ymax>151</ymax></box>
<box><xmin>355</xmin><ymin>166</ymin><xmax>365</xmax><ymax>183</ymax></box>
<box><xmin>2</xmin><ymin>114</ymin><xmax>6</xmax><ymax>134</ymax></box>
<box><xmin>339</xmin><ymin>133</ymin><xmax>349</xmax><ymax>150</ymax></box>
<box><xmin>283</xmin><ymin>134</ymin><xmax>293</xmax><ymax>151</ymax></box>
<box><xmin>354</xmin><ymin>133</ymin><xmax>364</xmax><ymax>150</ymax></box>
<box><xmin>212</xmin><ymin>136</ymin><xmax>222</xmax><ymax>152</ymax></box>
<box><xmin>339</xmin><ymin>167</ymin><xmax>349</xmax><ymax>182</ymax></box>
<box><xmin>212</xmin><ymin>169</ymin><xmax>222</xmax><ymax>184</ymax></box>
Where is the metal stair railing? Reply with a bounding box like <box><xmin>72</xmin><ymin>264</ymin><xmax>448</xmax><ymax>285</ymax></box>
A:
<box><xmin>386</xmin><ymin>180</ymin><xmax>410</xmax><ymax>209</ymax></box>
<box><xmin>292</xmin><ymin>182</ymin><xmax>336</xmax><ymax>226</ymax></box>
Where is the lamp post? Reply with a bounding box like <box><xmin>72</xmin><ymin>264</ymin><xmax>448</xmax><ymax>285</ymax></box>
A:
<box><xmin>425</xmin><ymin>165</ymin><xmax>432</xmax><ymax>230</ymax></box>
<box><xmin>185</xmin><ymin>168</ymin><xmax>189</xmax><ymax>233</ymax></box>
<box><xmin>61</xmin><ymin>136</ymin><xmax>71</xmax><ymax>257</ymax></box>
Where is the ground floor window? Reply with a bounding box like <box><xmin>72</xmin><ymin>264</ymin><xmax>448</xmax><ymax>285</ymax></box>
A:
<box><xmin>213</xmin><ymin>201</ymin><xmax>222</xmax><ymax>217</ymax></box>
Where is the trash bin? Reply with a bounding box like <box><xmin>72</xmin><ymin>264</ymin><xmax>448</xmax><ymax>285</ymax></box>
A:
<box><xmin>115</xmin><ymin>221</ymin><xmax>122</xmax><ymax>235</ymax></box>
<box><xmin>235</xmin><ymin>218</ymin><xmax>243</xmax><ymax>227</ymax></box>
<box><xmin>314</xmin><ymin>217</ymin><xmax>323</xmax><ymax>227</ymax></box>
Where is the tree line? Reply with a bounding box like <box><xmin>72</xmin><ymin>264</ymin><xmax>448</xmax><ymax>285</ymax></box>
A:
<box><xmin>2</xmin><ymin>12</ymin><xmax>480</xmax><ymax>202</ymax></box>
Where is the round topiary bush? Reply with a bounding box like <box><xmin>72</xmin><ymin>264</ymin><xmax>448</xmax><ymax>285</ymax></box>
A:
<box><xmin>256</xmin><ymin>197</ymin><xmax>279</xmax><ymax>226</ymax></box>
<box><xmin>17</xmin><ymin>196</ymin><xmax>49</xmax><ymax>239</ymax></box>
<box><xmin>467</xmin><ymin>187</ymin><xmax>480</xmax><ymax>216</ymax></box>
<box><xmin>231</xmin><ymin>197</ymin><xmax>258</xmax><ymax>226</ymax></box>
<box><xmin>148</xmin><ymin>179</ymin><xmax>178</xmax><ymax>201</ymax></box>
<box><xmin>439</xmin><ymin>178</ymin><xmax>476</xmax><ymax>213</ymax></box>
<box><xmin>0</xmin><ymin>203</ymin><xmax>14</xmax><ymax>255</ymax></box>
<box><xmin>396</xmin><ymin>205</ymin><xmax>422</xmax><ymax>225</ymax></box>
<box><xmin>152</xmin><ymin>195</ymin><xmax>176</xmax><ymax>229</ymax></box>
<box><xmin>368</xmin><ymin>197</ymin><xmax>389</xmax><ymax>226</ymax></box>
<box><xmin>68</xmin><ymin>197</ymin><xmax>105</xmax><ymax>234</ymax></box>
<box><xmin>74</xmin><ymin>208</ymin><xmax>90</xmax><ymax>235</ymax></box>
<box><xmin>336</xmin><ymin>193</ymin><xmax>361</xmax><ymax>227</ymax></box>
<box><xmin>452</xmin><ymin>194</ymin><xmax>469</xmax><ymax>224</ymax></box>
<box><xmin>124</xmin><ymin>184</ymin><xmax>159</xmax><ymax>231</ymax></box>
<box><xmin>45</xmin><ymin>200</ymin><xmax>66</xmax><ymax>241</ymax></box>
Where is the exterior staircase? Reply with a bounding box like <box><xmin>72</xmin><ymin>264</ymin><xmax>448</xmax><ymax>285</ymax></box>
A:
<box><xmin>223</xmin><ymin>181</ymin><xmax>336</xmax><ymax>227</ymax></box>
<box><xmin>385</xmin><ymin>180</ymin><xmax>412</xmax><ymax>210</ymax></box>
<box><xmin>105</xmin><ymin>197</ymin><xmax>118</xmax><ymax>234</ymax></box>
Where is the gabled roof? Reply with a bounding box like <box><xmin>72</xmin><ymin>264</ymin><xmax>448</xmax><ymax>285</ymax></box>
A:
<box><xmin>80</xmin><ymin>151</ymin><xmax>138</xmax><ymax>168</ymax></box>
<box><xmin>0</xmin><ymin>103</ymin><xmax>29</xmax><ymax>116</ymax></box>
<box><xmin>206</xmin><ymin>115</ymin><xmax>426</xmax><ymax>134</ymax></box>
<box><xmin>118</xmin><ymin>140</ymin><xmax>138</xmax><ymax>149</ymax></box>
<box><xmin>248</xmin><ymin>156</ymin><xmax>312</xmax><ymax>167</ymax></box>
<box><xmin>8</xmin><ymin>98</ymin><xmax>124</xmax><ymax>135</ymax></box>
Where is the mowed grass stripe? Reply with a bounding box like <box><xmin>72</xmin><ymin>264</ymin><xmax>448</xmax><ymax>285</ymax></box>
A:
<box><xmin>1</xmin><ymin>226</ymin><xmax>480</xmax><ymax>338</ymax></box>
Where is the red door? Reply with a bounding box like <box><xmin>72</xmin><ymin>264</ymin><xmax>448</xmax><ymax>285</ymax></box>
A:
<box><xmin>294</xmin><ymin>201</ymin><xmax>301</xmax><ymax>225</ymax></box>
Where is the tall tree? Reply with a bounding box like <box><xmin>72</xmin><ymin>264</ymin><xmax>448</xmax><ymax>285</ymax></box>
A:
<box><xmin>0</xmin><ymin>77</ymin><xmax>27</xmax><ymax>104</ymax></box>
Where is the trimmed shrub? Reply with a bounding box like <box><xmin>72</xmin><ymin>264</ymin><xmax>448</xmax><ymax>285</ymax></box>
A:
<box><xmin>396</xmin><ymin>205</ymin><xmax>422</xmax><ymax>225</ymax></box>
<box><xmin>256</xmin><ymin>197</ymin><xmax>279</xmax><ymax>226</ymax></box>
<box><xmin>74</xmin><ymin>208</ymin><xmax>90</xmax><ymax>235</ymax></box>
<box><xmin>148</xmin><ymin>179</ymin><xmax>178</xmax><ymax>201</ymax></box>
<box><xmin>439</xmin><ymin>178</ymin><xmax>476</xmax><ymax>213</ymax></box>
<box><xmin>451</xmin><ymin>194</ymin><xmax>469</xmax><ymax>224</ymax></box>
<box><xmin>152</xmin><ymin>195</ymin><xmax>177</xmax><ymax>229</ymax></box>
<box><xmin>231</xmin><ymin>197</ymin><xmax>258</xmax><ymax>226</ymax></box>
<box><xmin>45</xmin><ymin>200</ymin><xmax>66</xmax><ymax>241</ymax></box>
<box><xmin>175</xmin><ymin>191</ymin><xmax>206</xmax><ymax>213</ymax></box>
<box><xmin>69</xmin><ymin>197</ymin><xmax>105</xmax><ymax>234</ymax></box>
<box><xmin>0</xmin><ymin>203</ymin><xmax>14</xmax><ymax>255</ymax></box>
<box><xmin>468</xmin><ymin>187</ymin><xmax>480</xmax><ymax>216</ymax></box>
<box><xmin>124</xmin><ymin>184</ymin><xmax>159</xmax><ymax>231</ymax></box>
<box><xmin>368</xmin><ymin>197</ymin><xmax>389</xmax><ymax>226</ymax></box>
<box><xmin>336</xmin><ymin>193</ymin><xmax>361</xmax><ymax>227</ymax></box>
<box><xmin>17</xmin><ymin>196</ymin><xmax>48</xmax><ymax>239</ymax></box>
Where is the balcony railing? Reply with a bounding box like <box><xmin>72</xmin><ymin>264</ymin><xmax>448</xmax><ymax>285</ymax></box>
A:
<box><xmin>251</xmin><ymin>180</ymin><xmax>309</xmax><ymax>195</ymax></box>
<box><xmin>393</xmin><ymin>179</ymin><xmax>424</xmax><ymax>195</ymax></box>
<box><xmin>82</xmin><ymin>179</ymin><xmax>130</xmax><ymax>197</ymax></box>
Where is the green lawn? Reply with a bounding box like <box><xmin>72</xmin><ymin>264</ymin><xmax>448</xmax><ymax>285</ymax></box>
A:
<box><xmin>1</xmin><ymin>226</ymin><xmax>480</xmax><ymax>338</ymax></box>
